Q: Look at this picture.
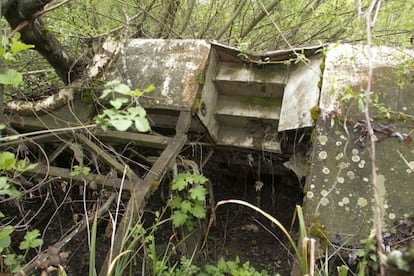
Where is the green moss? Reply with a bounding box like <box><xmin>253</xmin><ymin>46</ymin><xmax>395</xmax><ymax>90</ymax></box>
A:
<box><xmin>195</xmin><ymin>71</ymin><xmax>206</xmax><ymax>86</ymax></box>
<box><xmin>240</xmin><ymin>96</ymin><xmax>282</xmax><ymax>107</ymax></box>
<box><xmin>311</xmin><ymin>128</ymin><xmax>317</xmax><ymax>143</ymax></box>
<box><xmin>396</xmin><ymin>113</ymin><xmax>407</xmax><ymax>121</ymax></box>
<box><xmin>81</xmin><ymin>90</ymin><xmax>94</xmax><ymax>104</ymax></box>
<box><xmin>191</xmin><ymin>91</ymin><xmax>203</xmax><ymax>114</ymax></box>
<box><xmin>253</xmin><ymin>142</ymin><xmax>262</xmax><ymax>151</ymax></box>
<box><xmin>319</xmin><ymin>61</ymin><xmax>325</xmax><ymax>72</ymax></box>
<box><xmin>150</xmin><ymin>180</ymin><xmax>159</xmax><ymax>191</ymax></box>
<box><xmin>317</xmin><ymin>79</ymin><xmax>323</xmax><ymax>89</ymax></box>
<box><xmin>310</xmin><ymin>105</ymin><xmax>320</xmax><ymax>121</ymax></box>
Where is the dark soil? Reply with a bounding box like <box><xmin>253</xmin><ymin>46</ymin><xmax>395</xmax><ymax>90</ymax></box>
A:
<box><xmin>1</xmin><ymin>132</ymin><xmax>306</xmax><ymax>276</ymax></box>
<box><xmin>41</xmin><ymin>149</ymin><xmax>303</xmax><ymax>275</ymax></box>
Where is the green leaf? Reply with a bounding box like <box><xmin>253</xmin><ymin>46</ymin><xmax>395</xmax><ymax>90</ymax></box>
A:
<box><xmin>134</xmin><ymin>118</ymin><xmax>151</xmax><ymax>132</ymax></box>
<box><xmin>171</xmin><ymin>211</ymin><xmax>188</xmax><ymax>228</ymax></box>
<box><xmin>171</xmin><ymin>173</ymin><xmax>191</xmax><ymax>191</ymax></box>
<box><xmin>0</xmin><ymin>69</ymin><xmax>23</xmax><ymax>85</ymax></box>
<box><xmin>0</xmin><ymin>188</ymin><xmax>21</xmax><ymax>198</ymax></box>
<box><xmin>4</xmin><ymin>254</ymin><xmax>23</xmax><ymax>273</ymax></box>
<box><xmin>129</xmin><ymin>88</ymin><xmax>142</xmax><ymax>97</ymax></box>
<box><xmin>191</xmin><ymin>203</ymin><xmax>206</xmax><ymax>218</ymax></box>
<box><xmin>0</xmin><ymin>226</ymin><xmax>13</xmax><ymax>252</ymax></box>
<box><xmin>358</xmin><ymin>98</ymin><xmax>365</xmax><ymax>112</ymax></box>
<box><xmin>192</xmin><ymin>174</ymin><xmax>208</xmax><ymax>184</ymax></box>
<box><xmin>168</xmin><ymin>196</ymin><xmax>182</xmax><ymax>209</ymax></box>
<box><xmin>111</xmin><ymin>119</ymin><xmax>132</xmax><ymax>131</ymax></box>
<box><xmin>180</xmin><ymin>200</ymin><xmax>192</xmax><ymax>213</ymax></box>
<box><xmin>100</xmin><ymin>88</ymin><xmax>113</xmax><ymax>99</ymax></box>
<box><xmin>144</xmin><ymin>84</ymin><xmax>155</xmax><ymax>93</ymax></box>
<box><xmin>10</xmin><ymin>35</ymin><xmax>34</xmax><ymax>54</ymax></box>
<box><xmin>189</xmin><ymin>185</ymin><xmax>207</xmax><ymax>201</ymax></box>
<box><xmin>15</xmin><ymin>160</ymin><xmax>37</xmax><ymax>172</ymax></box>
<box><xmin>113</xmin><ymin>83</ymin><xmax>131</xmax><ymax>94</ymax></box>
<box><xmin>19</xmin><ymin>229</ymin><xmax>43</xmax><ymax>250</ymax></box>
<box><xmin>0</xmin><ymin>176</ymin><xmax>9</xmax><ymax>188</ymax></box>
<box><xmin>110</xmin><ymin>97</ymin><xmax>129</xmax><ymax>109</ymax></box>
<box><xmin>0</xmin><ymin>152</ymin><xmax>16</xmax><ymax>170</ymax></box>
<box><xmin>23</xmin><ymin>162</ymin><xmax>38</xmax><ymax>171</ymax></box>
<box><xmin>128</xmin><ymin>106</ymin><xmax>146</xmax><ymax>117</ymax></box>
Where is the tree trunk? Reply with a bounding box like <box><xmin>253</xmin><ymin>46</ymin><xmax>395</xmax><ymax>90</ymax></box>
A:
<box><xmin>3</xmin><ymin>1</ymin><xmax>84</xmax><ymax>84</ymax></box>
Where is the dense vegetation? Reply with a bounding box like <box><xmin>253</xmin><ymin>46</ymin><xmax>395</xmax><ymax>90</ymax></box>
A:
<box><xmin>1</xmin><ymin>0</ymin><xmax>414</xmax><ymax>275</ymax></box>
<box><xmin>3</xmin><ymin>0</ymin><xmax>414</xmax><ymax>92</ymax></box>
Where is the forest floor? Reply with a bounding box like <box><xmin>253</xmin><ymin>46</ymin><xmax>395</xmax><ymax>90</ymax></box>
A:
<box><xmin>55</xmin><ymin>161</ymin><xmax>301</xmax><ymax>276</ymax></box>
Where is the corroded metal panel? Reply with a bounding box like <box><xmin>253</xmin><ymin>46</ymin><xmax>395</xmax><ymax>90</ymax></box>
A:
<box><xmin>120</xmin><ymin>39</ymin><xmax>210</xmax><ymax>111</ymax></box>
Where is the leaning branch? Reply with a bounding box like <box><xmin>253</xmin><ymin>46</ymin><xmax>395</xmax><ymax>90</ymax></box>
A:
<box><xmin>240</xmin><ymin>0</ymin><xmax>281</xmax><ymax>39</ymax></box>
<box><xmin>4</xmin><ymin>41</ymin><xmax>118</xmax><ymax>115</ymax></box>
<box><xmin>363</xmin><ymin>1</ymin><xmax>386</xmax><ymax>275</ymax></box>
<box><xmin>11</xmin><ymin>0</ymin><xmax>72</xmax><ymax>36</ymax></box>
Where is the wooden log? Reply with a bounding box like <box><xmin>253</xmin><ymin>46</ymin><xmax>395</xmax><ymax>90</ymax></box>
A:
<box><xmin>99</xmin><ymin>111</ymin><xmax>191</xmax><ymax>275</ymax></box>
<box><xmin>29</xmin><ymin>164</ymin><xmax>136</xmax><ymax>190</ymax></box>
<box><xmin>94</xmin><ymin>129</ymin><xmax>171</xmax><ymax>149</ymax></box>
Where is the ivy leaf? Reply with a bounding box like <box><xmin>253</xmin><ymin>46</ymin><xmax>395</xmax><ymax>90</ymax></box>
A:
<box><xmin>0</xmin><ymin>152</ymin><xmax>16</xmax><ymax>170</ymax></box>
<box><xmin>191</xmin><ymin>203</ymin><xmax>206</xmax><ymax>219</ymax></box>
<box><xmin>134</xmin><ymin>117</ymin><xmax>151</xmax><ymax>132</ymax></box>
<box><xmin>110</xmin><ymin>119</ymin><xmax>132</xmax><ymax>131</ymax></box>
<box><xmin>0</xmin><ymin>69</ymin><xmax>22</xmax><ymax>85</ymax></box>
<box><xmin>189</xmin><ymin>185</ymin><xmax>207</xmax><ymax>201</ymax></box>
<box><xmin>171</xmin><ymin>210</ymin><xmax>188</xmax><ymax>228</ymax></box>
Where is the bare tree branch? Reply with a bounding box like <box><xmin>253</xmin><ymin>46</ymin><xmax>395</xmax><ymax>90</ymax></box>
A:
<box><xmin>240</xmin><ymin>0</ymin><xmax>281</xmax><ymax>39</ymax></box>
<box><xmin>3</xmin><ymin>0</ymin><xmax>83</xmax><ymax>84</ymax></box>
<box><xmin>215</xmin><ymin>0</ymin><xmax>247</xmax><ymax>40</ymax></box>
<box><xmin>157</xmin><ymin>0</ymin><xmax>181</xmax><ymax>38</ymax></box>
<box><xmin>363</xmin><ymin>1</ymin><xmax>386</xmax><ymax>275</ymax></box>
<box><xmin>178</xmin><ymin>0</ymin><xmax>195</xmax><ymax>35</ymax></box>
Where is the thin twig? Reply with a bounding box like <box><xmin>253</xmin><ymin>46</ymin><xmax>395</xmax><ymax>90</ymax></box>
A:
<box><xmin>11</xmin><ymin>0</ymin><xmax>72</xmax><ymax>36</ymax></box>
<box><xmin>363</xmin><ymin>1</ymin><xmax>386</xmax><ymax>275</ymax></box>
<box><xmin>18</xmin><ymin>192</ymin><xmax>117</xmax><ymax>276</ymax></box>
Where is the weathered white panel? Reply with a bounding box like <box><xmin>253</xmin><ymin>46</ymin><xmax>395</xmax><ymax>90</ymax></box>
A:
<box><xmin>319</xmin><ymin>44</ymin><xmax>414</xmax><ymax>114</ymax></box>
<box><xmin>115</xmin><ymin>39</ymin><xmax>210</xmax><ymax>111</ymax></box>
<box><xmin>278</xmin><ymin>57</ymin><xmax>323</xmax><ymax>131</ymax></box>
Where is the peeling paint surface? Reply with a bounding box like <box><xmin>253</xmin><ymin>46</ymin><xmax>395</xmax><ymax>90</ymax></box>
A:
<box><xmin>113</xmin><ymin>39</ymin><xmax>210</xmax><ymax>111</ymax></box>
